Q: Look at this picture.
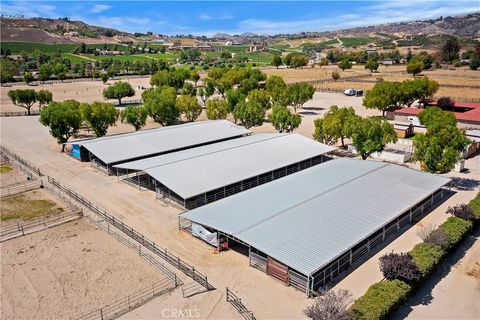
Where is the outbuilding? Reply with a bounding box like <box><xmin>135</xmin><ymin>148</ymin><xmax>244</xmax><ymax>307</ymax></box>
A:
<box><xmin>65</xmin><ymin>120</ymin><xmax>250</xmax><ymax>174</ymax></box>
<box><xmin>114</xmin><ymin>133</ymin><xmax>334</xmax><ymax>209</ymax></box>
<box><xmin>179</xmin><ymin>158</ymin><xmax>450</xmax><ymax>295</ymax></box>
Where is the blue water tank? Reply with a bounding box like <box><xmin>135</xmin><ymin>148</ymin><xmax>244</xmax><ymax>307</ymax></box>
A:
<box><xmin>72</xmin><ymin>144</ymin><xmax>81</xmax><ymax>158</ymax></box>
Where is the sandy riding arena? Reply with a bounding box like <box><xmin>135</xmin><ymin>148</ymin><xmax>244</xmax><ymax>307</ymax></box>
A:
<box><xmin>0</xmin><ymin>219</ymin><xmax>170</xmax><ymax>319</ymax></box>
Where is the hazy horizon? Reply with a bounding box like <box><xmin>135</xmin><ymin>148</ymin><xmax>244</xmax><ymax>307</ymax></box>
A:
<box><xmin>1</xmin><ymin>1</ymin><xmax>479</xmax><ymax>36</ymax></box>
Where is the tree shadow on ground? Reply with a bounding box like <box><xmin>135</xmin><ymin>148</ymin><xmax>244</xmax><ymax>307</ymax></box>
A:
<box><xmin>299</xmin><ymin>111</ymin><xmax>318</xmax><ymax>116</ymax></box>
<box><xmin>302</xmin><ymin>106</ymin><xmax>326</xmax><ymax>111</ymax></box>
<box><xmin>450</xmin><ymin>177</ymin><xmax>480</xmax><ymax>191</ymax></box>
<box><xmin>393</xmin><ymin>225</ymin><xmax>480</xmax><ymax>319</ymax></box>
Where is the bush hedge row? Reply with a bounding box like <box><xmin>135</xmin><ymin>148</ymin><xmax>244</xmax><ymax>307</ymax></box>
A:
<box><xmin>349</xmin><ymin>193</ymin><xmax>479</xmax><ymax>320</ymax></box>
<box><xmin>349</xmin><ymin>279</ymin><xmax>412</xmax><ymax>320</ymax></box>
<box><xmin>410</xmin><ymin>243</ymin><xmax>444</xmax><ymax>277</ymax></box>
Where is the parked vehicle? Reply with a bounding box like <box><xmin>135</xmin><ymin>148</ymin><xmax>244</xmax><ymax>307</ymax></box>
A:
<box><xmin>344</xmin><ymin>88</ymin><xmax>363</xmax><ymax>96</ymax></box>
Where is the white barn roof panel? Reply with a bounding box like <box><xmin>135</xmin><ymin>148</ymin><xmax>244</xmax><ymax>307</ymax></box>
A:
<box><xmin>73</xmin><ymin>120</ymin><xmax>249</xmax><ymax>164</ymax></box>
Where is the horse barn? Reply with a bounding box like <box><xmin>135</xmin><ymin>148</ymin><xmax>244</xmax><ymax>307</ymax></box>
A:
<box><xmin>179</xmin><ymin>159</ymin><xmax>450</xmax><ymax>295</ymax></box>
<box><xmin>113</xmin><ymin>133</ymin><xmax>334</xmax><ymax>209</ymax></box>
<box><xmin>64</xmin><ymin>120</ymin><xmax>250</xmax><ymax>174</ymax></box>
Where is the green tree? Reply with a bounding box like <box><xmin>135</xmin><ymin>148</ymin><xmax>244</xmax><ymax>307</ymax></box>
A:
<box><xmin>36</xmin><ymin>89</ymin><xmax>53</xmax><ymax>110</ymax></box>
<box><xmin>338</xmin><ymin>59</ymin><xmax>352</xmax><ymax>71</ymax></box>
<box><xmin>287</xmin><ymin>82</ymin><xmax>315</xmax><ymax>113</ymax></box>
<box><xmin>103</xmin><ymin>81</ymin><xmax>135</xmax><ymax>105</ymax></box>
<box><xmin>100</xmin><ymin>73</ymin><xmax>109</xmax><ymax>84</ymax></box>
<box><xmin>39</xmin><ymin>100</ymin><xmax>82</xmax><ymax>151</ymax></box>
<box><xmin>365</xmin><ymin>59</ymin><xmax>379</xmax><ymax>72</ymax></box>
<box><xmin>225</xmin><ymin>89</ymin><xmax>246</xmax><ymax>117</ymax></box>
<box><xmin>150</xmin><ymin>69</ymin><xmax>189</xmax><ymax>90</ymax></box>
<box><xmin>38</xmin><ymin>64</ymin><xmax>52</xmax><ymax>82</ymax></box>
<box><xmin>440</xmin><ymin>37</ymin><xmax>460</xmax><ymax>64</ymax></box>
<box><xmin>272</xmin><ymin>54</ymin><xmax>282</xmax><ymax>68</ymax></box>
<box><xmin>290</xmin><ymin>54</ymin><xmax>309</xmax><ymax>68</ymax></box>
<box><xmin>23</xmin><ymin>72</ymin><xmax>34</xmax><ymax>84</ymax></box>
<box><xmin>331</xmin><ymin>71</ymin><xmax>340</xmax><ymax>82</ymax></box>
<box><xmin>413</xmin><ymin>107</ymin><xmax>469</xmax><ymax>173</ymax></box>
<box><xmin>181</xmin><ymin>82</ymin><xmax>197</xmax><ymax>96</ymax></box>
<box><xmin>177</xmin><ymin>94</ymin><xmax>202</xmax><ymax>122</ymax></box>
<box><xmin>269</xmin><ymin>105</ymin><xmax>301</xmax><ymax>133</ymax></box>
<box><xmin>266</xmin><ymin>75</ymin><xmax>289</xmax><ymax>106</ymax></box>
<box><xmin>0</xmin><ymin>59</ymin><xmax>17</xmax><ymax>83</ymax></box>
<box><xmin>143</xmin><ymin>86</ymin><xmax>179</xmax><ymax>126</ymax></box>
<box><xmin>8</xmin><ymin>89</ymin><xmax>37</xmax><ymax>114</ymax></box>
<box><xmin>469</xmin><ymin>43</ymin><xmax>480</xmax><ymax>70</ymax></box>
<box><xmin>406</xmin><ymin>57</ymin><xmax>424</xmax><ymax>76</ymax></box>
<box><xmin>313</xmin><ymin>106</ymin><xmax>357</xmax><ymax>147</ymax></box>
<box><xmin>363</xmin><ymin>81</ymin><xmax>402</xmax><ymax>116</ymax></box>
<box><xmin>189</xmin><ymin>70</ymin><xmax>200</xmax><ymax>86</ymax></box>
<box><xmin>414</xmin><ymin>77</ymin><xmax>439</xmax><ymax>101</ymax></box>
<box><xmin>314</xmin><ymin>106</ymin><xmax>355</xmax><ymax>146</ymax></box>
<box><xmin>220</xmin><ymin>51</ymin><xmax>232</xmax><ymax>59</ymax></box>
<box><xmin>81</xmin><ymin>102</ymin><xmax>119</xmax><ymax>137</ymax></box>
<box><xmin>233</xmin><ymin>100</ymin><xmax>266</xmax><ymax>129</ymax></box>
<box><xmin>120</xmin><ymin>106</ymin><xmax>148</xmax><ymax>131</ymax></box>
<box><xmin>206</xmin><ymin>98</ymin><xmax>228</xmax><ymax>120</ymax></box>
<box><xmin>247</xmin><ymin>89</ymin><xmax>271</xmax><ymax>110</ymax></box>
<box><xmin>351</xmin><ymin>117</ymin><xmax>397</xmax><ymax>160</ymax></box>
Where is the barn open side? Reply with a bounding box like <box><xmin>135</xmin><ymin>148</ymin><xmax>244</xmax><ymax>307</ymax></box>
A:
<box><xmin>179</xmin><ymin>158</ymin><xmax>451</xmax><ymax>295</ymax></box>
<box><xmin>64</xmin><ymin>120</ymin><xmax>250</xmax><ymax>174</ymax></box>
<box><xmin>113</xmin><ymin>133</ymin><xmax>334</xmax><ymax>209</ymax></box>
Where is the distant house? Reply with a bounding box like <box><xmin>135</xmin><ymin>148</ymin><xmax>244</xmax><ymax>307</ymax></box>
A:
<box><xmin>246</xmin><ymin>44</ymin><xmax>266</xmax><ymax>53</ymax></box>
<box><xmin>195</xmin><ymin>43</ymin><xmax>214</xmax><ymax>51</ymax></box>
<box><xmin>96</xmin><ymin>49</ymin><xmax>123</xmax><ymax>56</ymax></box>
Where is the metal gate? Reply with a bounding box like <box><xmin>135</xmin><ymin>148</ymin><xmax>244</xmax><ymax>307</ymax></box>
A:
<box><xmin>267</xmin><ymin>257</ymin><xmax>289</xmax><ymax>284</ymax></box>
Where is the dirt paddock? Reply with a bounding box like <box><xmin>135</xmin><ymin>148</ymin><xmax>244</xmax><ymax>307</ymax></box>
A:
<box><xmin>0</xmin><ymin>219</ymin><xmax>169</xmax><ymax>319</ymax></box>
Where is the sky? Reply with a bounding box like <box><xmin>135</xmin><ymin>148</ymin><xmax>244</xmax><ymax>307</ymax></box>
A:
<box><xmin>1</xmin><ymin>1</ymin><xmax>479</xmax><ymax>36</ymax></box>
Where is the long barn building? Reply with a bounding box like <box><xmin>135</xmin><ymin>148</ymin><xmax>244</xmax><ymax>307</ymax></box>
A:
<box><xmin>179</xmin><ymin>158</ymin><xmax>450</xmax><ymax>295</ymax></box>
<box><xmin>65</xmin><ymin>120</ymin><xmax>250</xmax><ymax>174</ymax></box>
<box><xmin>114</xmin><ymin>133</ymin><xmax>334</xmax><ymax>209</ymax></box>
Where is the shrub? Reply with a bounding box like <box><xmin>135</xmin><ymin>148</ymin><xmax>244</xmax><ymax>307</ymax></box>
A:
<box><xmin>379</xmin><ymin>252</ymin><xmax>421</xmax><ymax>283</ymax></box>
<box><xmin>417</xmin><ymin>225</ymin><xmax>449</xmax><ymax>249</ymax></box>
<box><xmin>304</xmin><ymin>288</ymin><xmax>352</xmax><ymax>320</ymax></box>
<box><xmin>424</xmin><ymin>228</ymin><xmax>450</xmax><ymax>249</ymax></box>
<box><xmin>349</xmin><ymin>280</ymin><xmax>411</xmax><ymax>320</ymax></box>
<box><xmin>468</xmin><ymin>193</ymin><xmax>480</xmax><ymax>219</ymax></box>
<box><xmin>447</xmin><ymin>204</ymin><xmax>476</xmax><ymax>221</ymax></box>
<box><xmin>440</xmin><ymin>216</ymin><xmax>473</xmax><ymax>248</ymax></box>
<box><xmin>410</xmin><ymin>243</ymin><xmax>444</xmax><ymax>277</ymax></box>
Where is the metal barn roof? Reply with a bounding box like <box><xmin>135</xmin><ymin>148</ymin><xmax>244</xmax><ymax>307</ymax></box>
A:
<box><xmin>71</xmin><ymin>120</ymin><xmax>249</xmax><ymax>164</ymax></box>
<box><xmin>181</xmin><ymin>158</ymin><xmax>450</xmax><ymax>276</ymax></box>
<box><xmin>115</xmin><ymin>133</ymin><xmax>334</xmax><ymax>199</ymax></box>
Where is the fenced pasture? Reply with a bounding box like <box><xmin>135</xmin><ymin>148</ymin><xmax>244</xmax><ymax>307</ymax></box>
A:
<box><xmin>0</xmin><ymin>219</ymin><xmax>176</xmax><ymax>319</ymax></box>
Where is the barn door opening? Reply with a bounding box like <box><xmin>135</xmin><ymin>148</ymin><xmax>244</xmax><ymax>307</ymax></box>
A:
<box><xmin>267</xmin><ymin>256</ymin><xmax>289</xmax><ymax>284</ymax></box>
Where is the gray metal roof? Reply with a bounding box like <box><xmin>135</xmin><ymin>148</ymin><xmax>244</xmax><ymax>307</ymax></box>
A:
<box><xmin>113</xmin><ymin>133</ymin><xmax>279</xmax><ymax>171</ymax></box>
<box><xmin>72</xmin><ymin>120</ymin><xmax>250</xmax><ymax>164</ymax></box>
<box><xmin>116</xmin><ymin>133</ymin><xmax>334</xmax><ymax>199</ymax></box>
<box><xmin>181</xmin><ymin>158</ymin><xmax>450</xmax><ymax>276</ymax></box>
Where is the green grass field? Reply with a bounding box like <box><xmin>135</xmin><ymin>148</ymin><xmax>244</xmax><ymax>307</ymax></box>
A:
<box><xmin>85</xmin><ymin>54</ymin><xmax>156</xmax><ymax>62</ymax></box>
<box><xmin>339</xmin><ymin>37</ymin><xmax>376</xmax><ymax>47</ymax></box>
<box><xmin>1</xmin><ymin>194</ymin><xmax>62</xmax><ymax>221</ymax></box>
<box><xmin>1</xmin><ymin>42</ymin><xmax>79</xmax><ymax>54</ymax></box>
<box><xmin>61</xmin><ymin>53</ymin><xmax>92</xmax><ymax>63</ymax></box>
